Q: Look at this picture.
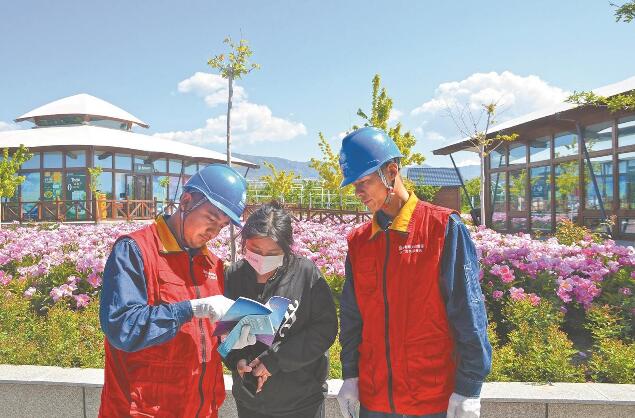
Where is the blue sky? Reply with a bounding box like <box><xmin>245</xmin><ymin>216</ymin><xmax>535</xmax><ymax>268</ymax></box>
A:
<box><xmin>1</xmin><ymin>0</ymin><xmax>634</xmax><ymax>167</ymax></box>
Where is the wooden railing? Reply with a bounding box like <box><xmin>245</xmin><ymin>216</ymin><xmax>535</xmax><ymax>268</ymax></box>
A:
<box><xmin>1</xmin><ymin>200</ymin><xmax>371</xmax><ymax>224</ymax></box>
<box><xmin>243</xmin><ymin>204</ymin><xmax>371</xmax><ymax>224</ymax></box>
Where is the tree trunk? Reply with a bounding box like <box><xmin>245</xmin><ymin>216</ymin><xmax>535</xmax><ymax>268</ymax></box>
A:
<box><xmin>227</xmin><ymin>74</ymin><xmax>237</xmax><ymax>262</ymax></box>
<box><xmin>480</xmin><ymin>146</ymin><xmax>486</xmax><ymax>227</ymax></box>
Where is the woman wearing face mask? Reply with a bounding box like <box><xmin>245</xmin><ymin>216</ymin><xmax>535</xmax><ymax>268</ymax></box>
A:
<box><xmin>223</xmin><ymin>201</ymin><xmax>338</xmax><ymax>418</ymax></box>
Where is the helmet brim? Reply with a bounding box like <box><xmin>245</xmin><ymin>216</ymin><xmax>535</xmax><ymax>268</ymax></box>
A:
<box><xmin>340</xmin><ymin>163</ymin><xmax>382</xmax><ymax>188</ymax></box>
<box><xmin>186</xmin><ymin>185</ymin><xmax>244</xmax><ymax>227</ymax></box>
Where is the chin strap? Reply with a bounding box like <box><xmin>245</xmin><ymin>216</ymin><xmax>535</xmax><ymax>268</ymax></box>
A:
<box><xmin>178</xmin><ymin>196</ymin><xmax>207</xmax><ymax>250</ymax></box>
<box><xmin>377</xmin><ymin>168</ymin><xmax>395</xmax><ymax>209</ymax></box>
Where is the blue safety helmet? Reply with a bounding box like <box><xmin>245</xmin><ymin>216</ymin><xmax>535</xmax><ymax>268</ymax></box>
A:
<box><xmin>339</xmin><ymin>127</ymin><xmax>403</xmax><ymax>187</ymax></box>
<box><xmin>183</xmin><ymin>164</ymin><xmax>247</xmax><ymax>227</ymax></box>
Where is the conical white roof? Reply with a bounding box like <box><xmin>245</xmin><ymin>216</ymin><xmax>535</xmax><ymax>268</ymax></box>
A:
<box><xmin>15</xmin><ymin>93</ymin><xmax>149</xmax><ymax>128</ymax></box>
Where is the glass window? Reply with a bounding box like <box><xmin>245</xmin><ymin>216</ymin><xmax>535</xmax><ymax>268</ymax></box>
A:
<box><xmin>584</xmin><ymin>121</ymin><xmax>613</xmax><ymax>153</ymax></box>
<box><xmin>65</xmin><ymin>150</ymin><xmax>86</xmax><ymax>168</ymax></box>
<box><xmin>618</xmin><ymin>116</ymin><xmax>635</xmax><ymax>148</ymax></box>
<box><xmin>531</xmin><ymin>166</ymin><xmax>552</xmax><ymax>231</ymax></box>
<box><xmin>153</xmin><ymin>158</ymin><xmax>167</xmax><ymax>173</ymax></box>
<box><xmin>93</xmin><ymin>150</ymin><xmax>112</xmax><ymax>169</ymax></box>
<box><xmin>555</xmin><ymin>161</ymin><xmax>580</xmax><ymax>223</ymax></box>
<box><xmin>184</xmin><ymin>161</ymin><xmax>198</xmax><ymax>175</ymax></box>
<box><xmin>65</xmin><ymin>172</ymin><xmax>87</xmax><ymax>219</ymax></box>
<box><xmin>42</xmin><ymin>171</ymin><xmax>63</xmax><ymax>201</ymax></box>
<box><xmin>21</xmin><ymin>152</ymin><xmax>41</xmax><ymax>169</ymax></box>
<box><xmin>153</xmin><ymin>176</ymin><xmax>168</xmax><ymax>212</ymax></box>
<box><xmin>169</xmin><ymin>176</ymin><xmax>184</xmax><ymax>201</ymax></box>
<box><xmin>96</xmin><ymin>172</ymin><xmax>113</xmax><ymax>199</ymax></box>
<box><xmin>134</xmin><ymin>155</ymin><xmax>153</xmax><ymax>173</ymax></box>
<box><xmin>554</xmin><ymin>131</ymin><xmax>579</xmax><ymax>158</ymax></box>
<box><xmin>510</xmin><ymin>217</ymin><xmax>528</xmax><ymax>232</ymax></box>
<box><xmin>530</xmin><ymin>136</ymin><xmax>551</xmax><ymax>163</ymax></box>
<box><xmin>618</xmin><ymin>218</ymin><xmax>635</xmax><ymax>235</ymax></box>
<box><xmin>43</xmin><ymin>151</ymin><xmax>63</xmax><ymax>168</ymax></box>
<box><xmin>115</xmin><ymin>173</ymin><xmax>127</xmax><ymax>199</ymax></box>
<box><xmin>169</xmin><ymin>159</ymin><xmax>183</xmax><ymax>174</ymax></box>
<box><xmin>619</xmin><ymin>152</ymin><xmax>635</xmax><ymax>210</ymax></box>
<box><xmin>584</xmin><ymin>218</ymin><xmax>607</xmax><ymax>234</ymax></box>
<box><xmin>115</xmin><ymin>153</ymin><xmax>132</xmax><ymax>170</ymax></box>
<box><xmin>509</xmin><ymin>169</ymin><xmax>528</xmax><ymax>211</ymax></box>
<box><xmin>490</xmin><ymin>171</ymin><xmax>506</xmax><ymax>230</ymax></box>
<box><xmin>585</xmin><ymin>155</ymin><xmax>613</xmax><ymax>210</ymax></box>
<box><xmin>20</xmin><ymin>172</ymin><xmax>41</xmax><ymax>219</ymax></box>
<box><xmin>508</xmin><ymin>142</ymin><xmax>526</xmax><ymax>165</ymax></box>
<box><xmin>489</xmin><ymin>147</ymin><xmax>507</xmax><ymax>169</ymax></box>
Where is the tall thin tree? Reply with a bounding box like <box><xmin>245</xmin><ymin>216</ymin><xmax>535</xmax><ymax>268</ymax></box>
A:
<box><xmin>208</xmin><ymin>37</ymin><xmax>259</xmax><ymax>261</ymax></box>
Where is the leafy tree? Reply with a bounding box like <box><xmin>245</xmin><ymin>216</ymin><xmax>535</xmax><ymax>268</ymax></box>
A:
<box><xmin>461</xmin><ymin>177</ymin><xmax>481</xmax><ymax>212</ymax></box>
<box><xmin>612</xmin><ymin>1</ymin><xmax>635</xmax><ymax>22</ymax></box>
<box><xmin>0</xmin><ymin>145</ymin><xmax>32</xmax><ymax>226</ymax></box>
<box><xmin>208</xmin><ymin>36</ymin><xmax>259</xmax><ymax>261</ymax></box>
<box><xmin>566</xmin><ymin>90</ymin><xmax>635</xmax><ymax>113</ymax></box>
<box><xmin>413</xmin><ymin>185</ymin><xmax>440</xmax><ymax>202</ymax></box>
<box><xmin>259</xmin><ymin>162</ymin><xmax>299</xmax><ymax>203</ymax></box>
<box><xmin>310</xmin><ymin>74</ymin><xmax>425</xmax><ymax>203</ymax></box>
<box><xmin>87</xmin><ymin>167</ymin><xmax>103</xmax><ymax>195</ymax></box>
<box><xmin>566</xmin><ymin>2</ymin><xmax>635</xmax><ymax>109</ymax></box>
<box><xmin>356</xmin><ymin>74</ymin><xmax>425</xmax><ymax>167</ymax></box>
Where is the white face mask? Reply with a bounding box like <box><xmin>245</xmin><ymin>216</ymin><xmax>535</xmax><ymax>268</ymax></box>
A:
<box><xmin>245</xmin><ymin>249</ymin><xmax>284</xmax><ymax>275</ymax></box>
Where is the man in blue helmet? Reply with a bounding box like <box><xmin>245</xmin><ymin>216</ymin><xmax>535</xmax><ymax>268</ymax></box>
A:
<box><xmin>336</xmin><ymin>127</ymin><xmax>491</xmax><ymax>418</ymax></box>
<box><xmin>99</xmin><ymin>164</ymin><xmax>256</xmax><ymax>418</ymax></box>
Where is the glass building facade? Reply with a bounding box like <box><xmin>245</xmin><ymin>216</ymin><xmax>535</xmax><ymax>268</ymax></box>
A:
<box><xmin>485</xmin><ymin>114</ymin><xmax>635</xmax><ymax>239</ymax></box>
<box><xmin>7</xmin><ymin>147</ymin><xmax>209</xmax><ymax>220</ymax></box>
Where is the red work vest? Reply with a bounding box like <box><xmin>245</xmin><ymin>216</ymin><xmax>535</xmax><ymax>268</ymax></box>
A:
<box><xmin>99</xmin><ymin>220</ymin><xmax>226</xmax><ymax>418</ymax></box>
<box><xmin>348</xmin><ymin>200</ymin><xmax>456</xmax><ymax>415</ymax></box>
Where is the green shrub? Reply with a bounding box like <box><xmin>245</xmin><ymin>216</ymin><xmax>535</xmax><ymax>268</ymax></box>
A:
<box><xmin>555</xmin><ymin>219</ymin><xmax>600</xmax><ymax>246</ymax></box>
<box><xmin>0</xmin><ymin>288</ymin><xmax>103</xmax><ymax>368</ymax></box>
<box><xmin>492</xmin><ymin>299</ymin><xmax>584</xmax><ymax>383</ymax></box>
<box><xmin>585</xmin><ymin>305</ymin><xmax>635</xmax><ymax>383</ymax></box>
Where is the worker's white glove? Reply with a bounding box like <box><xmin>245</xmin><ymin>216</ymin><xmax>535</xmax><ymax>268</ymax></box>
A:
<box><xmin>190</xmin><ymin>295</ymin><xmax>234</xmax><ymax>322</ymax></box>
<box><xmin>337</xmin><ymin>377</ymin><xmax>359</xmax><ymax>418</ymax></box>
<box><xmin>232</xmin><ymin>324</ymin><xmax>257</xmax><ymax>349</ymax></box>
<box><xmin>447</xmin><ymin>392</ymin><xmax>481</xmax><ymax>418</ymax></box>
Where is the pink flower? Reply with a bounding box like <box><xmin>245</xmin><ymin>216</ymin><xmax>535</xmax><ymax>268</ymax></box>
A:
<box><xmin>528</xmin><ymin>293</ymin><xmax>541</xmax><ymax>306</ymax></box>
<box><xmin>73</xmin><ymin>294</ymin><xmax>91</xmax><ymax>308</ymax></box>
<box><xmin>509</xmin><ymin>287</ymin><xmax>526</xmax><ymax>301</ymax></box>
<box><xmin>87</xmin><ymin>273</ymin><xmax>101</xmax><ymax>288</ymax></box>
<box><xmin>492</xmin><ymin>290</ymin><xmax>504</xmax><ymax>300</ymax></box>
<box><xmin>620</xmin><ymin>287</ymin><xmax>632</xmax><ymax>296</ymax></box>
<box><xmin>50</xmin><ymin>287</ymin><xmax>64</xmax><ymax>302</ymax></box>
<box><xmin>23</xmin><ymin>287</ymin><xmax>36</xmax><ymax>299</ymax></box>
<box><xmin>0</xmin><ymin>271</ymin><xmax>12</xmax><ymax>286</ymax></box>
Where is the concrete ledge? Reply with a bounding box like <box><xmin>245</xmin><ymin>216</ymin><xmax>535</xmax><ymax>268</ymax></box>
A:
<box><xmin>0</xmin><ymin>365</ymin><xmax>633</xmax><ymax>417</ymax></box>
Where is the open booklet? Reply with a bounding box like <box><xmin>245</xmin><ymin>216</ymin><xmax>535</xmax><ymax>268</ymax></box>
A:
<box><xmin>213</xmin><ymin>296</ymin><xmax>291</xmax><ymax>358</ymax></box>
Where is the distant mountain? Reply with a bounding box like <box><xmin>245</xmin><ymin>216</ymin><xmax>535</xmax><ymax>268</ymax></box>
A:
<box><xmin>235</xmin><ymin>152</ymin><xmax>481</xmax><ymax>182</ymax></box>
<box><xmin>234</xmin><ymin>153</ymin><xmax>319</xmax><ymax>180</ymax></box>
<box><xmin>457</xmin><ymin>165</ymin><xmax>481</xmax><ymax>180</ymax></box>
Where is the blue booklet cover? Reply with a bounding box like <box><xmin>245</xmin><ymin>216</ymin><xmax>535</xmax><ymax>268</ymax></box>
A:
<box><xmin>214</xmin><ymin>296</ymin><xmax>291</xmax><ymax>358</ymax></box>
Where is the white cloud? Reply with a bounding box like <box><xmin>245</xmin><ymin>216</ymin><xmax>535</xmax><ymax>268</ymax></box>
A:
<box><xmin>156</xmin><ymin>72</ymin><xmax>306</xmax><ymax>146</ymax></box>
<box><xmin>408</xmin><ymin>71</ymin><xmax>570</xmax><ymax>167</ymax></box>
<box><xmin>456</xmin><ymin>157</ymin><xmax>481</xmax><ymax>167</ymax></box>
<box><xmin>423</xmin><ymin>131</ymin><xmax>446</xmax><ymax>142</ymax></box>
<box><xmin>155</xmin><ymin>101</ymin><xmax>306</xmax><ymax>146</ymax></box>
<box><xmin>411</xmin><ymin>71</ymin><xmax>569</xmax><ymax>118</ymax></box>
<box><xmin>388</xmin><ymin>108</ymin><xmax>403</xmax><ymax>123</ymax></box>
<box><xmin>177</xmin><ymin>72</ymin><xmax>247</xmax><ymax>107</ymax></box>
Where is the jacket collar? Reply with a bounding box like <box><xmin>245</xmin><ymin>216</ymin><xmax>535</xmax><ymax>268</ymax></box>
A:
<box><xmin>370</xmin><ymin>192</ymin><xmax>419</xmax><ymax>239</ymax></box>
<box><xmin>155</xmin><ymin>215</ymin><xmax>209</xmax><ymax>255</ymax></box>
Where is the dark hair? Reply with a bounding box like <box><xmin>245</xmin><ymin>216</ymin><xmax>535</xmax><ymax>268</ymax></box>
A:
<box><xmin>241</xmin><ymin>200</ymin><xmax>294</xmax><ymax>256</ymax></box>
